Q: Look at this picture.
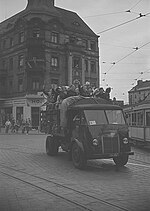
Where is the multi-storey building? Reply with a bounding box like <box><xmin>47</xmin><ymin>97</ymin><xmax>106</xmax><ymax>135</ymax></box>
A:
<box><xmin>0</xmin><ymin>0</ymin><xmax>99</xmax><ymax>127</ymax></box>
<box><xmin>128</xmin><ymin>80</ymin><xmax>150</xmax><ymax>105</ymax></box>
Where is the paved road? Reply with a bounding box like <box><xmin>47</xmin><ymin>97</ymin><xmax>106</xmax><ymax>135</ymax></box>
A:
<box><xmin>0</xmin><ymin>134</ymin><xmax>150</xmax><ymax>211</ymax></box>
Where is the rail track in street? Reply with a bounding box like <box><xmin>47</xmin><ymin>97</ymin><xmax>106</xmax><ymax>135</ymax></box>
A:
<box><xmin>0</xmin><ymin>163</ymin><xmax>129</xmax><ymax>211</ymax></box>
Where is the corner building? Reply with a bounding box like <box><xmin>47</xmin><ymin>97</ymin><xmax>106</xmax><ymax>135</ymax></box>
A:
<box><xmin>0</xmin><ymin>0</ymin><xmax>100</xmax><ymax>128</ymax></box>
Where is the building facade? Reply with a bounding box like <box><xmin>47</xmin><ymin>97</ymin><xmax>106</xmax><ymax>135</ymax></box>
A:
<box><xmin>0</xmin><ymin>0</ymin><xmax>100</xmax><ymax>127</ymax></box>
<box><xmin>128</xmin><ymin>80</ymin><xmax>150</xmax><ymax>105</ymax></box>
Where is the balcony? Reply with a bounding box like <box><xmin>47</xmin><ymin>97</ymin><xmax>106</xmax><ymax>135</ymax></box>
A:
<box><xmin>26</xmin><ymin>58</ymin><xmax>45</xmax><ymax>73</ymax></box>
<box><xmin>26</xmin><ymin>37</ymin><xmax>45</xmax><ymax>49</ymax></box>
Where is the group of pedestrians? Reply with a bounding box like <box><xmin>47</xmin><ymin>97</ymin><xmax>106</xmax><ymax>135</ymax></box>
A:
<box><xmin>4</xmin><ymin>118</ymin><xmax>31</xmax><ymax>134</ymax></box>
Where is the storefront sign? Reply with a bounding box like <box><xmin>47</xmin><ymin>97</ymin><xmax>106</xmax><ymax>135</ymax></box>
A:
<box><xmin>27</xmin><ymin>99</ymin><xmax>44</xmax><ymax>107</ymax></box>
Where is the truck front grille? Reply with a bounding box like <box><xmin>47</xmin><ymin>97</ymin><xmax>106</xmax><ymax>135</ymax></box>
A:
<box><xmin>102</xmin><ymin>135</ymin><xmax>120</xmax><ymax>154</ymax></box>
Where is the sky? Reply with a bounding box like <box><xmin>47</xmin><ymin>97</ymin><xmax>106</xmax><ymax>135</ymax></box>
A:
<box><xmin>0</xmin><ymin>0</ymin><xmax>150</xmax><ymax>103</ymax></box>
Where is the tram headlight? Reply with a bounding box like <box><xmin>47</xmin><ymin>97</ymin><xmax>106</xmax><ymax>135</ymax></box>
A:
<box><xmin>123</xmin><ymin>138</ymin><xmax>129</xmax><ymax>144</ymax></box>
<box><xmin>92</xmin><ymin>139</ymin><xmax>99</xmax><ymax>146</ymax></box>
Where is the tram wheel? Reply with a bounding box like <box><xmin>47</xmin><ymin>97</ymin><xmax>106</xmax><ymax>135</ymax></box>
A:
<box><xmin>46</xmin><ymin>136</ymin><xmax>59</xmax><ymax>156</ymax></box>
<box><xmin>72</xmin><ymin>142</ymin><xmax>87</xmax><ymax>169</ymax></box>
<box><xmin>113</xmin><ymin>154</ymin><xmax>129</xmax><ymax>167</ymax></box>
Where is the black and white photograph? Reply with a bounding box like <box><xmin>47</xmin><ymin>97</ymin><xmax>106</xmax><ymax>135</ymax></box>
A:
<box><xmin>0</xmin><ymin>0</ymin><xmax>150</xmax><ymax>210</ymax></box>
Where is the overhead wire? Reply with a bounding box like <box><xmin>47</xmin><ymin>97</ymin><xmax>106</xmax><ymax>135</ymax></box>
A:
<box><xmin>129</xmin><ymin>0</ymin><xmax>143</xmax><ymax>10</ymax></box>
<box><xmin>83</xmin><ymin>0</ymin><xmax>144</xmax><ymax>19</ymax></box>
<box><xmin>102</xmin><ymin>41</ymin><xmax>150</xmax><ymax>75</ymax></box>
<box><xmin>97</xmin><ymin>13</ymin><xmax>146</xmax><ymax>34</ymax></box>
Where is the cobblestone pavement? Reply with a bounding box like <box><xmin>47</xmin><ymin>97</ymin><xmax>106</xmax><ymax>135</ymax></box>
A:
<box><xmin>0</xmin><ymin>134</ymin><xmax>150</xmax><ymax>211</ymax></box>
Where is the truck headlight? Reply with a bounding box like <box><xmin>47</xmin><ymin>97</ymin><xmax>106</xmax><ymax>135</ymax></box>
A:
<box><xmin>123</xmin><ymin>138</ymin><xmax>129</xmax><ymax>144</ymax></box>
<box><xmin>93</xmin><ymin>139</ymin><xmax>98</xmax><ymax>146</ymax></box>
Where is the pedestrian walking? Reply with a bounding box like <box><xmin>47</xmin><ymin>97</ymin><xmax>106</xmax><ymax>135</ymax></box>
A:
<box><xmin>25</xmin><ymin>118</ymin><xmax>31</xmax><ymax>134</ymax></box>
<box><xmin>10</xmin><ymin>117</ymin><xmax>15</xmax><ymax>133</ymax></box>
<box><xmin>5</xmin><ymin>119</ymin><xmax>11</xmax><ymax>133</ymax></box>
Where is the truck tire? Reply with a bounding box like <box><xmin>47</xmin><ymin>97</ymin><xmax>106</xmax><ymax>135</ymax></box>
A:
<box><xmin>46</xmin><ymin>136</ymin><xmax>59</xmax><ymax>156</ymax></box>
<box><xmin>113</xmin><ymin>154</ymin><xmax>129</xmax><ymax>167</ymax></box>
<box><xmin>72</xmin><ymin>142</ymin><xmax>87</xmax><ymax>169</ymax></box>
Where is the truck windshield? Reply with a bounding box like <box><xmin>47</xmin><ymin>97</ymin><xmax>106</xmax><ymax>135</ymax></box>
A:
<box><xmin>83</xmin><ymin>109</ymin><xmax>125</xmax><ymax>125</ymax></box>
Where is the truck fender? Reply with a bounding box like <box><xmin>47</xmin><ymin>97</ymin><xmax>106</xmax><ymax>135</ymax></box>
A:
<box><xmin>71</xmin><ymin>138</ymin><xmax>85</xmax><ymax>153</ymax></box>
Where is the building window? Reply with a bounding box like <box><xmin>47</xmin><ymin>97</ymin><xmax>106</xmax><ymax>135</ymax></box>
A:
<box><xmin>2</xmin><ymin>60</ymin><xmax>6</xmax><ymax>69</ymax></box>
<box><xmin>18</xmin><ymin>78</ymin><xmax>23</xmax><ymax>92</ymax></box>
<box><xmin>10</xmin><ymin>37</ymin><xmax>14</xmax><ymax>47</ymax></box>
<box><xmin>32</xmin><ymin>79</ymin><xmax>40</xmax><ymax>90</ymax></box>
<box><xmin>9</xmin><ymin>58</ymin><xmax>13</xmax><ymax>70</ymax></box>
<box><xmin>33</xmin><ymin>29</ymin><xmax>40</xmax><ymax>38</ymax></box>
<box><xmin>91</xmin><ymin>61</ymin><xmax>96</xmax><ymax>72</ymax></box>
<box><xmin>83</xmin><ymin>39</ymin><xmax>88</xmax><ymax>49</ymax></box>
<box><xmin>90</xmin><ymin>41</ymin><xmax>96</xmax><ymax>51</ymax></box>
<box><xmin>51</xmin><ymin>56</ymin><xmax>58</xmax><ymax>67</ymax></box>
<box><xmin>51</xmin><ymin>32</ymin><xmax>58</xmax><ymax>43</ymax></box>
<box><xmin>73</xmin><ymin>57</ymin><xmax>80</xmax><ymax>68</ymax></box>
<box><xmin>18</xmin><ymin>55</ymin><xmax>24</xmax><ymax>68</ymax></box>
<box><xmin>19</xmin><ymin>32</ymin><xmax>25</xmax><ymax>43</ymax></box>
<box><xmin>3</xmin><ymin>40</ymin><xmax>6</xmax><ymax>49</ymax></box>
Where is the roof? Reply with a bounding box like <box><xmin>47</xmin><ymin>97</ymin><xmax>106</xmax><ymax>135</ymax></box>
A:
<box><xmin>56</xmin><ymin>7</ymin><xmax>97</xmax><ymax>37</ymax></box>
<box><xmin>68</xmin><ymin>97</ymin><xmax>121</xmax><ymax>110</ymax></box>
<box><xmin>129</xmin><ymin>80</ymin><xmax>150</xmax><ymax>93</ymax></box>
<box><xmin>0</xmin><ymin>4</ymin><xmax>97</xmax><ymax>37</ymax></box>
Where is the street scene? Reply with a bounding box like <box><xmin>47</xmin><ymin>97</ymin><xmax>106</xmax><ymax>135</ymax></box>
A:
<box><xmin>0</xmin><ymin>0</ymin><xmax>150</xmax><ymax>210</ymax></box>
<box><xmin>0</xmin><ymin>133</ymin><xmax>150</xmax><ymax>211</ymax></box>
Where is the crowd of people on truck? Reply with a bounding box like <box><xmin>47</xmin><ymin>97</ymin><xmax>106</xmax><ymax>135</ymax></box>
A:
<box><xmin>42</xmin><ymin>81</ymin><xmax>112</xmax><ymax>132</ymax></box>
<box><xmin>4</xmin><ymin>118</ymin><xmax>31</xmax><ymax>134</ymax></box>
<box><xmin>43</xmin><ymin>81</ymin><xmax>111</xmax><ymax>109</ymax></box>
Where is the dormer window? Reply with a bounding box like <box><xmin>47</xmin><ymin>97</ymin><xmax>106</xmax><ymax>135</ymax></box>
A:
<box><xmin>72</xmin><ymin>21</ymin><xmax>80</xmax><ymax>27</ymax></box>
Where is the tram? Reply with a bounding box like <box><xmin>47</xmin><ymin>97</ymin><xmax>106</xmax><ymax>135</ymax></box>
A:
<box><xmin>124</xmin><ymin>101</ymin><xmax>150</xmax><ymax>146</ymax></box>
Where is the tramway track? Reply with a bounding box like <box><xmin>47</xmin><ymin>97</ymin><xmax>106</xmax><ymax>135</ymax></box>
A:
<box><xmin>0</xmin><ymin>163</ymin><xmax>129</xmax><ymax>211</ymax></box>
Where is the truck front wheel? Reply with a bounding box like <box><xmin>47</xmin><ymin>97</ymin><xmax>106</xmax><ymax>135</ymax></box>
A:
<box><xmin>46</xmin><ymin>136</ymin><xmax>59</xmax><ymax>156</ymax></box>
<box><xmin>113</xmin><ymin>154</ymin><xmax>129</xmax><ymax>167</ymax></box>
<box><xmin>72</xmin><ymin>142</ymin><xmax>87</xmax><ymax>169</ymax></box>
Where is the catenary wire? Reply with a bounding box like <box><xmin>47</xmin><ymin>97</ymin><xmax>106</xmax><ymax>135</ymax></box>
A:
<box><xmin>129</xmin><ymin>0</ymin><xmax>143</xmax><ymax>10</ymax></box>
<box><xmin>97</xmin><ymin>14</ymin><xmax>146</xmax><ymax>34</ymax></box>
<box><xmin>103</xmin><ymin>41</ymin><xmax>150</xmax><ymax>75</ymax></box>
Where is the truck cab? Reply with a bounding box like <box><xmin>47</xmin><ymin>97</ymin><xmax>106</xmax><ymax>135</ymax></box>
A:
<box><xmin>46</xmin><ymin>97</ymin><xmax>134</xmax><ymax>169</ymax></box>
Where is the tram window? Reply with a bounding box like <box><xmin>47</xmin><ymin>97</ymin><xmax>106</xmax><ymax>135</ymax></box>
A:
<box><xmin>132</xmin><ymin>113</ymin><xmax>136</xmax><ymax>126</ymax></box>
<box><xmin>137</xmin><ymin>112</ymin><xmax>143</xmax><ymax>126</ymax></box>
<box><xmin>131</xmin><ymin>111</ymin><xmax>143</xmax><ymax>126</ymax></box>
<box><xmin>146</xmin><ymin>112</ymin><xmax>150</xmax><ymax>126</ymax></box>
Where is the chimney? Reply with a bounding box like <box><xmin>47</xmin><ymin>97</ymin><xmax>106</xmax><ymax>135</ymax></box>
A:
<box><xmin>26</xmin><ymin>0</ymin><xmax>55</xmax><ymax>10</ymax></box>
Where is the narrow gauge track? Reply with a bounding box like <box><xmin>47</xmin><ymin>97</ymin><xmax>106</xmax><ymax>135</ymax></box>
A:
<box><xmin>0</xmin><ymin>163</ymin><xmax>129</xmax><ymax>211</ymax></box>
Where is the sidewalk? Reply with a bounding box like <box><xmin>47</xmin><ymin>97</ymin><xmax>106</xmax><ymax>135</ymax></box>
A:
<box><xmin>0</xmin><ymin>127</ymin><xmax>45</xmax><ymax>135</ymax></box>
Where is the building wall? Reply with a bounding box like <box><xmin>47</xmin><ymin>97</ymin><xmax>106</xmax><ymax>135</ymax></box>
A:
<box><xmin>0</xmin><ymin>1</ymin><xmax>100</xmax><ymax>126</ymax></box>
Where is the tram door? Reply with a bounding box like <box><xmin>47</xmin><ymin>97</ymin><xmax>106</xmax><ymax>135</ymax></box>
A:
<box><xmin>31</xmin><ymin>107</ymin><xmax>40</xmax><ymax>129</ymax></box>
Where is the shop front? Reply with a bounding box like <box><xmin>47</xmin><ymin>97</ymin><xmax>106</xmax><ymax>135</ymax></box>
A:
<box><xmin>0</xmin><ymin>95</ymin><xmax>45</xmax><ymax>129</ymax></box>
